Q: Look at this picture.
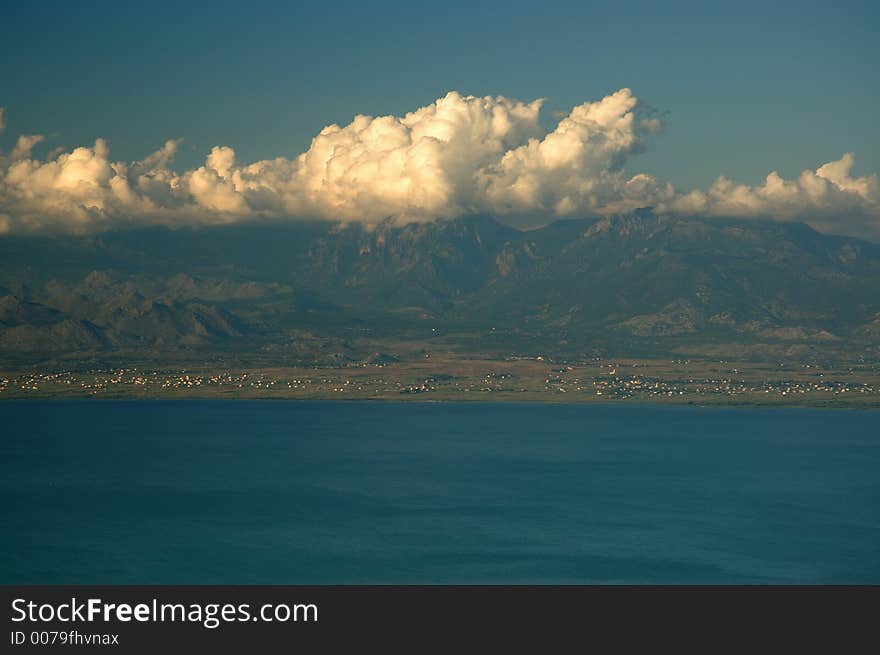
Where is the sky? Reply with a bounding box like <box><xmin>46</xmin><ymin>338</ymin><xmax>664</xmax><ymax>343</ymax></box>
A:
<box><xmin>1</xmin><ymin>0</ymin><xmax>878</xmax><ymax>237</ymax></box>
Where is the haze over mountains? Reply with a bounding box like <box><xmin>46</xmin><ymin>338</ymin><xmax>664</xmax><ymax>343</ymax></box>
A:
<box><xmin>1</xmin><ymin>210</ymin><xmax>879</xmax><ymax>366</ymax></box>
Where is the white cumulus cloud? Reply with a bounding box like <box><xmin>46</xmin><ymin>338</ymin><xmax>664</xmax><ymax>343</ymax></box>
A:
<box><xmin>0</xmin><ymin>91</ymin><xmax>879</xmax><ymax>239</ymax></box>
<box><xmin>662</xmin><ymin>153</ymin><xmax>880</xmax><ymax>237</ymax></box>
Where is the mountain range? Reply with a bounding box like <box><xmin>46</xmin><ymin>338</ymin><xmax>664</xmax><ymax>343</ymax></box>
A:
<box><xmin>1</xmin><ymin>210</ymin><xmax>879</xmax><ymax>366</ymax></box>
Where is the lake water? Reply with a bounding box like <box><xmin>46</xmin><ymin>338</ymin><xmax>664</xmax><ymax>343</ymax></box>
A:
<box><xmin>1</xmin><ymin>400</ymin><xmax>878</xmax><ymax>584</ymax></box>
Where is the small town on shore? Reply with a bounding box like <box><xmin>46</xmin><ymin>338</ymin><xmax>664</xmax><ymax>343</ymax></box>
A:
<box><xmin>3</xmin><ymin>353</ymin><xmax>878</xmax><ymax>406</ymax></box>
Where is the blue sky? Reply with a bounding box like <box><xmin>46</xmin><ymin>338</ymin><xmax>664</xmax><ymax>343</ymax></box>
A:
<box><xmin>3</xmin><ymin>0</ymin><xmax>877</xmax><ymax>188</ymax></box>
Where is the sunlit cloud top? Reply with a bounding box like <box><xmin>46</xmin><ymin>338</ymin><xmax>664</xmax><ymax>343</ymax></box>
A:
<box><xmin>1</xmin><ymin>89</ymin><xmax>878</xmax><ymax>239</ymax></box>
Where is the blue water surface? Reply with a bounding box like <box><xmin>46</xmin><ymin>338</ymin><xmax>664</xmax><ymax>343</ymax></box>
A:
<box><xmin>1</xmin><ymin>401</ymin><xmax>878</xmax><ymax>583</ymax></box>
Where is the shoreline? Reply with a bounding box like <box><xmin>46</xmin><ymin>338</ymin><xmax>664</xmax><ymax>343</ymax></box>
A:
<box><xmin>3</xmin><ymin>357</ymin><xmax>878</xmax><ymax>408</ymax></box>
<box><xmin>2</xmin><ymin>392</ymin><xmax>878</xmax><ymax>409</ymax></box>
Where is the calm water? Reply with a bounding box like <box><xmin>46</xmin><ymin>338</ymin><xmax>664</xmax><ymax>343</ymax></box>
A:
<box><xmin>1</xmin><ymin>400</ymin><xmax>878</xmax><ymax>584</ymax></box>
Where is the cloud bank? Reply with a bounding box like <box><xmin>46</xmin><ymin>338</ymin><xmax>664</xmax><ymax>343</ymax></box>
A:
<box><xmin>1</xmin><ymin>89</ymin><xmax>879</xmax><ymax>238</ymax></box>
